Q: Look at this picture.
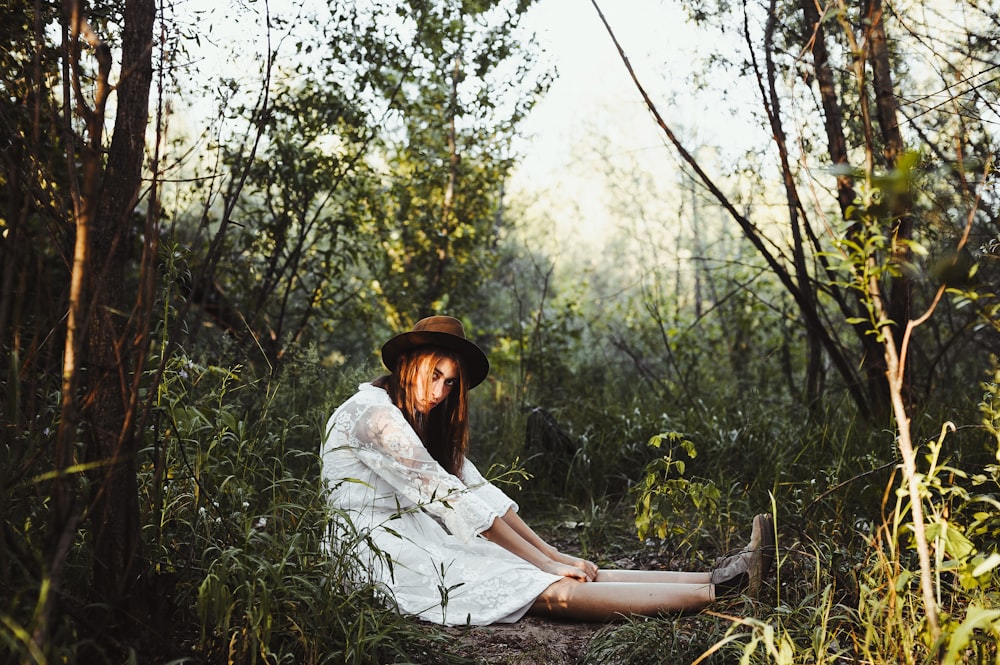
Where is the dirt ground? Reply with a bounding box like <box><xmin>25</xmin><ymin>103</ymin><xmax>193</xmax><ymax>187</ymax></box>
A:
<box><xmin>440</xmin><ymin>615</ymin><xmax>603</xmax><ymax>665</ymax></box>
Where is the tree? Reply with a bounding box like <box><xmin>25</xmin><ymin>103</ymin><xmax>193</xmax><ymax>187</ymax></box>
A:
<box><xmin>171</xmin><ymin>0</ymin><xmax>544</xmax><ymax>365</ymax></box>
<box><xmin>591</xmin><ymin>0</ymin><xmax>999</xmax><ymax>421</ymax></box>
<box><xmin>75</xmin><ymin>0</ymin><xmax>156</xmax><ymax>615</ymax></box>
<box><xmin>1</xmin><ymin>0</ymin><xmax>555</xmax><ymax>659</ymax></box>
<box><xmin>0</xmin><ymin>0</ymin><xmax>157</xmax><ymax>654</ymax></box>
<box><xmin>369</xmin><ymin>0</ymin><xmax>546</xmax><ymax>329</ymax></box>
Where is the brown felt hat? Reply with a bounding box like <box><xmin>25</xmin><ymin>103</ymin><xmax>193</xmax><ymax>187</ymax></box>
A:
<box><xmin>381</xmin><ymin>316</ymin><xmax>490</xmax><ymax>389</ymax></box>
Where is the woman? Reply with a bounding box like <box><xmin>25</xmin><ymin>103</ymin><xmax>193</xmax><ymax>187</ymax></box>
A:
<box><xmin>321</xmin><ymin>316</ymin><xmax>774</xmax><ymax>626</ymax></box>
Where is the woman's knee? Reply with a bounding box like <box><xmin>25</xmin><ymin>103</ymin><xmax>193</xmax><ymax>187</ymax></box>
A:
<box><xmin>532</xmin><ymin>578</ymin><xmax>579</xmax><ymax>612</ymax></box>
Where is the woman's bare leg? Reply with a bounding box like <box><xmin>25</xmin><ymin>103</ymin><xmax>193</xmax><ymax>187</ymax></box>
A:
<box><xmin>595</xmin><ymin>569</ymin><xmax>711</xmax><ymax>585</ymax></box>
<box><xmin>529</xmin><ymin>578</ymin><xmax>712</xmax><ymax>622</ymax></box>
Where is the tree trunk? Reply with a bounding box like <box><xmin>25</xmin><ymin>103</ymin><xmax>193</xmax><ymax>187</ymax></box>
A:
<box><xmin>425</xmin><ymin>54</ymin><xmax>463</xmax><ymax>316</ymax></box>
<box><xmin>759</xmin><ymin>0</ymin><xmax>826</xmax><ymax>409</ymax></box>
<box><xmin>802</xmin><ymin>0</ymin><xmax>893</xmax><ymax>418</ymax></box>
<box><xmin>865</xmin><ymin>0</ymin><xmax>914</xmax><ymax>406</ymax></box>
<box><xmin>80</xmin><ymin>0</ymin><xmax>155</xmax><ymax>608</ymax></box>
<box><xmin>801</xmin><ymin>0</ymin><xmax>856</xmax><ymax>215</ymax></box>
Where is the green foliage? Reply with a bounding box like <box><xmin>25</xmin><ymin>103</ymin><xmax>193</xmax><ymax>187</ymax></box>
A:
<box><xmin>166</xmin><ymin>0</ymin><xmax>546</xmax><ymax>367</ymax></box>
<box><xmin>368</xmin><ymin>0</ymin><xmax>546</xmax><ymax>326</ymax></box>
<box><xmin>680</xmin><ymin>341</ymin><xmax>1000</xmax><ymax>665</ymax></box>
<box><xmin>580</xmin><ymin>418</ymin><xmax>1000</xmax><ymax>663</ymax></box>
<box><xmin>146</xmin><ymin>351</ymin><xmax>466</xmax><ymax>664</ymax></box>
<box><xmin>633</xmin><ymin>432</ymin><xmax>720</xmax><ymax>549</ymax></box>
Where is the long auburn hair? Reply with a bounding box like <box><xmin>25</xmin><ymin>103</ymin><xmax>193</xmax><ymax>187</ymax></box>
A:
<box><xmin>373</xmin><ymin>347</ymin><xmax>470</xmax><ymax>478</ymax></box>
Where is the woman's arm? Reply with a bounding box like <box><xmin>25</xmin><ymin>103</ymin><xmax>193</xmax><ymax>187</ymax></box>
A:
<box><xmin>481</xmin><ymin>515</ymin><xmax>592</xmax><ymax>581</ymax></box>
<box><xmin>498</xmin><ymin>509</ymin><xmax>599</xmax><ymax>580</ymax></box>
<box><xmin>344</xmin><ymin>397</ymin><xmax>501</xmax><ymax>543</ymax></box>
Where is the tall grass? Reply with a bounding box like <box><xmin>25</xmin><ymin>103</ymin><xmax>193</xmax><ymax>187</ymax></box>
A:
<box><xmin>0</xmin><ymin>344</ymin><xmax>477</xmax><ymax>664</ymax></box>
<box><xmin>570</xmin><ymin>364</ymin><xmax>1000</xmax><ymax>664</ymax></box>
<box><xmin>5</xmin><ymin>296</ymin><xmax>997</xmax><ymax>663</ymax></box>
<box><xmin>145</xmin><ymin>350</ymin><xmax>470</xmax><ymax>664</ymax></box>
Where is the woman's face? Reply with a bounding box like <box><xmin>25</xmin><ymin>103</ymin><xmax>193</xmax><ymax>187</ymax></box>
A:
<box><xmin>413</xmin><ymin>355</ymin><xmax>459</xmax><ymax>414</ymax></box>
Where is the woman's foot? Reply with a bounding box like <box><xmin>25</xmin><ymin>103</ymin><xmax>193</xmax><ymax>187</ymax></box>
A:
<box><xmin>710</xmin><ymin>513</ymin><xmax>775</xmax><ymax>598</ymax></box>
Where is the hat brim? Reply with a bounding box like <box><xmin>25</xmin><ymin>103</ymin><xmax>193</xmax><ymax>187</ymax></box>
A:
<box><xmin>381</xmin><ymin>331</ymin><xmax>490</xmax><ymax>389</ymax></box>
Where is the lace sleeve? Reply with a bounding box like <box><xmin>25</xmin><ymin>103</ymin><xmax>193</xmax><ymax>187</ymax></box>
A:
<box><xmin>341</xmin><ymin>392</ymin><xmax>501</xmax><ymax>543</ymax></box>
<box><xmin>461</xmin><ymin>457</ymin><xmax>519</xmax><ymax>516</ymax></box>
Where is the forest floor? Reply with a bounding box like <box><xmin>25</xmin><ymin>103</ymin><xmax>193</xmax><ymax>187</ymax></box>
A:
<box><xmin>440</xmin><ymin>614</ymin><xmax>602</xmax><ymax>665</ymax></box>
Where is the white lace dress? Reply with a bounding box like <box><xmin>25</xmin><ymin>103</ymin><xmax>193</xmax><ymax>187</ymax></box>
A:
<box><xmin>320</xmin><ymin>383</ymin><xmax>561</xmax><ymax>626</ymax></box>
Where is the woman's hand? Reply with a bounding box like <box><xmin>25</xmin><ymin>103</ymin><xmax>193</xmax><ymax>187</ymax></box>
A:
<box><xmin>483</xmin><ymin>517</ymin><xmax>596</xmax><ymax>581</ymax></box>
<box><xmin>486</xmin><ymin>510</ymin><xmax>598</xmax><ymax>581</ymax></box>
<box><xmin>541</xmin><ymin>560</ymin><xmax>593</xmax><ymax>582</ymax></box>
<box><xmin>551</xmin><ymin>551</ymin><xmax>599</xmax><ymax>580</ymax></box>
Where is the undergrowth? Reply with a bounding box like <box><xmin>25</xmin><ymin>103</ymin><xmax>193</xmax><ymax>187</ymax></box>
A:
<box><xmin>144</xmin><ymin>350</ymin><xmax>470</xmax><ymax>664</ymax></box>
<box><xmin>568</xmin><ymin>364</ymin><xmax>1000</xmax><ymax>664</ymax></box>
<box><xmin>5</xmin><ymin>332</ymin><xmax>999</xmax><ymax>663</ymax></box>
<box><xmin>8</xmin><ymin>341</ymin><xmax>998</xmax><ymax>664</ymax></box>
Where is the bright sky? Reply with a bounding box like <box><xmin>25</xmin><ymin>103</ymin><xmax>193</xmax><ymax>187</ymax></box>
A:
<box><xmin>510</xmin><ymin>0</ymin><xmax>758</xmax><ymax>250</ymax></box>
<box><xmin>514</xmin><ymin>0</ymin><xmax>691</xmax><ymax>181</ymax></box>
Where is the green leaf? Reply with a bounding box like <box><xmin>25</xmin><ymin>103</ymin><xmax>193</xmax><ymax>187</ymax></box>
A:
<box><xmin>942</xmin><ymin>605</ymin><xmax>1000</xmax><ymax>665</ymax></box>
<box><xmin>970</xmin><ymin>551</ymin><xmax>1000</xmax><ymax>578</ymax></box>
<box><xmin>926</xmin><ymin>521</ymin><xmax>976</xmax><ymax>560</ymax></box>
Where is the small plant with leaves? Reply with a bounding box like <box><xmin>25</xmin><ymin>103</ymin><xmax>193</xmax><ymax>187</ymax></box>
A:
<box><xmin>632</xmin><ymin>431</ymin><xmax>720</xmax><ymax>551</ymax></box>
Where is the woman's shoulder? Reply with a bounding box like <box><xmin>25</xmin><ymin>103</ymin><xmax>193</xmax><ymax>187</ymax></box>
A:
<box><xmin>355</xmin><ymin>382</ymin><xmax>390</xmax><ymax>402</ymax></box>
<box><xmin>328</xmin><ymin>383</ymin><xmax>411</xmax><ymax>443</ymax></box>
<box><xmin>327</xmin><ymin>382</ymin><xmax>396</xmax><ymax>431</ymax></box>
<box><xmin>334</xmin><ymin>382</ymin><xmax>393</xmax><ymax>415</ymax></box>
